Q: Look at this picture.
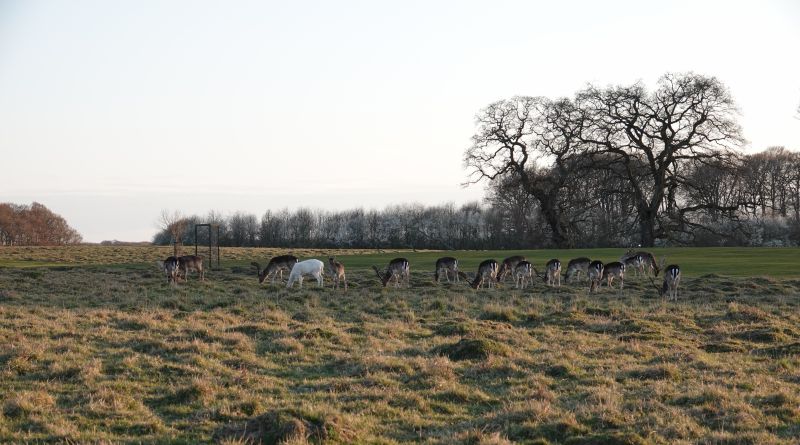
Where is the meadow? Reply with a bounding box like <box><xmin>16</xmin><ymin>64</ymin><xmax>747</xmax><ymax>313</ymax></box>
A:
<box><xmin>0</xmin><ymin>246</ymin><xmax>799</xmax><ymax>444</ymax></box>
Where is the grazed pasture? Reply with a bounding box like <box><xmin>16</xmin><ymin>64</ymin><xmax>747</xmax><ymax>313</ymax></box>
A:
<box><xmin>0</xmin><ymin>246</ymin><xmax>799</xmax><ymax>444</ymax></box>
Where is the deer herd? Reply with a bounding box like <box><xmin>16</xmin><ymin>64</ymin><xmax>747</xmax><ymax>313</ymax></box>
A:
<box><xmin>158</xmin><ymin>249</ymin><xmax>682</xmax><ymax>300</ymax></box>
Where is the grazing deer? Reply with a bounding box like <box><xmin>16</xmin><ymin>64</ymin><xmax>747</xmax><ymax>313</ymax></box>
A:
<box><xmin>513</xmin><ymin>260</ymin><xmax>534</xmax><ymax>289</ymax></box>
<box><xmin>621</xmin><ymin>253</ymin><xmax>642</xmax><ymax>277</ymax></box>
<box><xmin>635</xmin><ymin>251</ymin><xmax>660</xmax><ymax>277</ymax></box>
<box><xmin>157</xmin><ymin>256</ymin><xmax>180</xmax><ymax>285</ymax></box>
<box><xmin>588</xmin><ymin>260</ymin><xmax>604</xmax><ymax>294</ymax></box>
<box><xmin>602</xmin><ymin>261</ymin><xmax>625</xmax><ymax>290</ymax></box>
<box><xmin>286</xmin><ymin>259</ymin><xmax>325</xmax><ymax>288</ymax></box>
<box><xmin>178</xmin><ymin>255</ymin><xmax>204</xmax><ymax>281</ymax></box>
<box><xmin>497</xmin><ymin>256</ymin><xmax>526</xmax><ymax>282</ymax></box>
<box><xmin>251</xmin><ymin>255</ymin><xmax>299</xmax><ymax>285</ymax></box>
<box><xmin>372</xmin><ymin>258</ymin><xmax>410</xmax><ymax>288</ymax></box>
<box><xmin>564</xmin><ymin>257</ymin><xmax>591</xmax><ymax>284</ymax></box>
<box><xmin>653</xmin><ymin>264</ymin><xmax>681</xmax><ymax>301</ymax></box>
<box><xmin>434</xmin><ymin>257</ymin><xmax>459</xmax><ymax>283</ymax></box>
<box><xmin>544</xmin><ymin>259</ymin><xmax>561</xmax><ymax>287</ymax></box>
<box><xmin>464</xmin><ymin>259</ymin><xmax>499</xmax><ymax>289</ymax></box>
<box><xmin>327</xmin><ymin>257</ymin><xmax>347</xmax><ymax>291</ymax></box>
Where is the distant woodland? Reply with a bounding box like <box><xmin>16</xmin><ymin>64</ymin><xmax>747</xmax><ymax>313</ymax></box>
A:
<box><xmin>10</xmin><ymin>72</ymin><xmax>800</xmax><ymax>250</ymax></box>
<box><xmin>0</xmin><ymin>202</ymin><xmax>82</xmax><ymax>246</ymax></box>
<box><xmin>153</xmin><ymin>144</ymin><xmax>800</xmax><ymax>250</ymax></box>
<box><xmin>153</xmin><ymin>74</ymin><xmax>800</xmax><ymax>249</ymax></box>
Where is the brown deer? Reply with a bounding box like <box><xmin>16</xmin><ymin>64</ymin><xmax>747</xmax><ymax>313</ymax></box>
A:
<box><xmin>434</xmin><ymin>257</ymin><xmax>459</xmax><ymax>283</ymax></box>
<box><xmin>327</xmin><ymin>257</ymin><xmax>347</xmax><ymax>291</ymax></box>
<box><xmin>601</xmin><ymin>261</ymin><xmax>625</xmax><ymax>290</ymax></box>
<box><xmin>178</xmin><ymin>255</ymin><xmax>204</xmax><ymax>281</ymax></box>
<box><xmin>652</xmin><ymin>264</ymin><xmax>681</xmax><ymax>301</ymax></box>
<box><xmin>544</xmin><ymin>259</ymin><xmax>561</xmax><ymax>287</ymax></box>
<box><xmin>513</xmin><ymin>260</ymin><xmax>533</xmax><ymax>289</ymax></box>
<box><xmin>635</xmin><ymin>251</ymin><xmax>660</xmax><ymax>277</ymax></box>
<box><xmin>588</xmin><ymin>260</ymin><xmax>604</xmax><ymax>294</ymax></box>
<box><xmin>462</xmin><ymin>259</ymin><xmax>499</xmax><ymax>289</ymax></box>
<box><xmin>497</xmin><ymin>255</ymin><xmax>526</xmax><ymax>282</ymax></box>
<box><xmin>372</xmin><ymin>258</ymin><xmax>410</xmax><ymax>288</ymax></box>
<box><xmin>620</xmin><ymin>250</ymin><xmax>642</xmax><ymax>277</ymax></box>
<box><xmin>157</xmin><ymin>256</ymin><xmax>180</xmax><ymax>285</ymax></box>
<box><xmin>564</xmin><ymin>257</ymin><xmax>591</xmax><ymax>284</ymax></box>
<box><xmin>251</xmin><ymin>255</ymin><xmax>299</xmax><ymax>285</ymax></box>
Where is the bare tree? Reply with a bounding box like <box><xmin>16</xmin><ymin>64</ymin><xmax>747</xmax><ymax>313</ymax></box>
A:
<box><xmin>577</xmin><ymin>72</ymin><xmax>745</xmax><ymax>246</ymax></box>
<box><xmin>464</xmin><ymin>96</ymin><xmax>588</xmax><ymax>247</ymax></box>
<box><xmin>158</xmin><ymin>210</ymin><xmax>189</xmax><ymax>256</ymax></box>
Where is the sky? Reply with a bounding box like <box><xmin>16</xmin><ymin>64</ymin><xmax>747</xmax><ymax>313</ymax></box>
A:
<box><xmin>1</xmin><ymin>0</ymin><xmax>799</xmax><ymax>242</ymax></box>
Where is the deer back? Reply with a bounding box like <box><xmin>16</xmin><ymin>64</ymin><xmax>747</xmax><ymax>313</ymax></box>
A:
<box><xmin>498</xmin><ymin>255</ymin><xmax>525</xmax><ymax>278</ymax></box>
<box><xmin>178</xmin><ymin>255</ymin><xmax>203</xmax><ymax>270</ymax></box>
<box><xmin>266</xmin><ymin>255</ymin><xmax>299</xmax><ymax>274</ymax></box>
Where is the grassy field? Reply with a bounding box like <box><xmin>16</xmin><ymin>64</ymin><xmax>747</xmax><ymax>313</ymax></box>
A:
<box><xmin>2</xmin><ymin>245</ymin><xmax>800</xmax><ymax>277</ymax></box>
<box><xmin>0</xmin><ymin>246</ymin><xmax>799</xmax><ymax>444</ymax></box>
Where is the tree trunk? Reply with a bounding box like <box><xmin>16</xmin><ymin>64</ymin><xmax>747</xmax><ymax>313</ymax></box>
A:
<box><xmin>540</xmin><ymin>195</ymin><xmax>572</xmax><ymax>249</ymax></box>
<box><xmin>638</xmin><ymin>208</ymin><xmax>656</xmax><ymax>247</ymax></box>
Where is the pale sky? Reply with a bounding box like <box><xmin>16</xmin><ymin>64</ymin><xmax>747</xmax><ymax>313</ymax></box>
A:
<box><xmin>1</xmin><ymin>0</ymin><xmax>799</xmax><ymax>242</ymax></box>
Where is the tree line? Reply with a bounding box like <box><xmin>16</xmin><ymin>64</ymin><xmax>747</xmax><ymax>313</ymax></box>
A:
<box><xmin>465</xmin><ymin>72</ymin><xmax>798</xmax><ymax>247</ymax></box>
<box><xmin>153</xmin><ymin>143</ymin><xmax>800</xmax><ymax>251</ymax></box>
<box><xmin>0</xmin><ymin>202</ymin><xmax>83</xmax><ymax>246</ymax></box>
<box><xmin>153</xmin><ymin>73</ymin><xmax>799</xmax><ymax>250</ymax></box>
<box><xmin>483</xmin><ymin>146</ymin><xmax>800</xmax><ymax>248</ymax></box>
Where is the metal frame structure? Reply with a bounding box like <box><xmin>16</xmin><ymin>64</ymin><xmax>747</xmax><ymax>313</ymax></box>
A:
<box><xmin>194</xmin><ymin>223</ymin><xmax>220</xmax><ymax>269</ymax></box>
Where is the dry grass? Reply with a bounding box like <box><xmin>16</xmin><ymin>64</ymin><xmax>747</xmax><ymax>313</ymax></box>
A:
<box><xmin>0</xmin><ymin>247</ymin><xmax>799</xmax><ymax>443</ymax></box>
<box><xmin>0</xmin><ymin>245</ymin><xmax>415</xmax><ymax>267</ymax></box>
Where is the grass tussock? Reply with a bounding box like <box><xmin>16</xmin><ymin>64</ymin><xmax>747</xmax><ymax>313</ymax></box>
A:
<box><xmin>215</xmin><ymin>408</ymin><xmax>358</xmax><ymax>444</ymax></box>
<box><xmin>434</xmin><ymin>337</ymin><xmax>511</xmax><ymax>361</ymax></box>
<box><xmin>3</xmin><ymin>390</ymin><xmax>55</xmax><ymax>418</ymax></box>
<box><xmin>0</xmin><ymin>246</ymin><xmax>799</xmax><ymax>443</ymax></box>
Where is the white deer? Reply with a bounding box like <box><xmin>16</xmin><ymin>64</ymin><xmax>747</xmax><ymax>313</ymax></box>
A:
<box><xmin>286</xmin><ymin>259</ymin><xmax>325</xmax><ymax>289</ymax></box>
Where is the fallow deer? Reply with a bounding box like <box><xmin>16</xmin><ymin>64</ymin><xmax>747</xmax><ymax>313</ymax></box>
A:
<box><xmin>286</xmin><ymin>259</ymin><xmax>325</xmax><ymax>288</ymax></box>
<box><xmin>497</xmin><ymin>256</ymin><xmax>526</xmax><ymax>282</ymax></box>
<box><xmin>588</xmin><ymin>260</ymin><xmax>604</xmax><ymax>294</ymax></box>
<box><xmin>635</xmin><ymin>251</ymin><xmax>660</xmax><ymax>277</ymax></box>
<box><xmin>464</xmin><ymin>259</ymin><xmax>499</xmax><ymax>289</ymax></box>
<box><xmin>653</xmin><ymin>264</ymin><xmax>681</xmax><ymax>301</ymax></box>
<box><xmin>544</xmin><ymin>259</ymin><xmax>561</xmax><ymax>287</ymax></box>
<box><xmin>372</xmin><ymin>258</ymin><xmax>410</xmax><ymax>288</ymax></box>
<box><xmin>619</xmin><ymin>250</ymin><xmax>642</xmax><ymax>275</ymax></box>
<box><xmin>327</xmin><ymin>256</ymin><xmax>347</xmax><ymax>291</ymax></box>
<box><xmin>251</xmin><ymin>255</ymin><xmax>299</xmax><ymax>285</ymax></box>
<box><xmin>601</xmin><ymin>261</ymin><xmax>625</xmax><ymax>290</ymax></box>
<box><xmin>564</xmin><ymin>257</ymin><xmax>591</xmax><ymax>284</ymax></box>
<box><xmin>157</xmin><ymin>256</ymin><xmax>180</xmax><ymax>285</ymax></box>
<box><xmin>178</xmin><ymin>255</ymin><xmax>204</xmax><ymax>281</ymax></box>
<box><xmin>513</xmin><ymin>260</ymin><xmax>534</xmax><ymax>289</ymax></box>
<box><xmin>434</xmin><ymin>257</ymin><xmax>459</xmax><ymax>283</ymax></box>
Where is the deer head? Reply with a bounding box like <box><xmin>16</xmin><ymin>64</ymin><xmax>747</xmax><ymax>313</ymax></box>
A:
<box><xmin>251</xmin><ymin>261</ymin><xmax>267</xmax><ymax>284</ymax></box>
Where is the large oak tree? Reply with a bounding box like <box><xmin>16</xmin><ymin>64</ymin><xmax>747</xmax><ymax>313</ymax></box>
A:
<box><xmin>577</xmin><ymin>73</ymin><xmax>744</xmax><ymax>246</ymax></box>
<box><xmin>466</xmin><ymin>73</ymin><xmax>745</xmax><ymax>247</ymax></box>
